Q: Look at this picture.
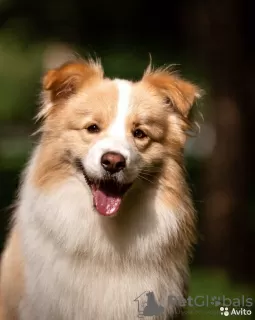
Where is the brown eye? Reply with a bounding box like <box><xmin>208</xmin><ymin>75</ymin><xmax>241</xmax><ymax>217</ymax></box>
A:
<box><xmin>164</xmin><ymin>96</ymin><xmax>172</xmax><ymax>105</ymax></box>
<box><xmin>87</xmin><ymin>124</ymin><xmax>100</xmax><ymax>133</ymax></box>
<box><xmin>133</xmin><ymin>129</ymin><xmax>147</xmax><ymax>139</ymax></box>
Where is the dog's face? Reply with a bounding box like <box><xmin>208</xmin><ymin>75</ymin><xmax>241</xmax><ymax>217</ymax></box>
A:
<box><xmin>35</xmin><ymin>60</ymin><xmax>200</xmax><ymax>217</ymax></box>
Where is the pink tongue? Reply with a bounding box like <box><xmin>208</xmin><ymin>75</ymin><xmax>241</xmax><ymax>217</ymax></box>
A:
<box><xmin>92</xmin><ymin>187</ymin><xmax>122</xmax><ymax>216</ymax></box>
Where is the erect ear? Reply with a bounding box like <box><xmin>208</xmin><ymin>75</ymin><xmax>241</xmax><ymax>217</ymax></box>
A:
<box><xmin>142</xmin><ymin>66</ymin><xmax>202</xmax><ymax>118</ymax></box>
<box><xmin>38</xmin><ymin>59</ymin><xmax>103</xmax><ymax>120</ymax></box>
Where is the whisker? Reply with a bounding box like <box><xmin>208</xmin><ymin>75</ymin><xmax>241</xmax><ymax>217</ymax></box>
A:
<box><xmin>139</xmin><ymin>171</ymin><xmax>158</xmax><ymax>178</ymax></box>
<box><xmin>138</xmin><ymin>174</ymin><xmax>156</xmax><ymax>185</ymax></box>
<box><xmin>128</xmin><ymin>165</ymin><xmax>163</xmax><ymax>173</ymax></box>
<box><xmin>139</xmin><ymin>168</ymin><xmax>162</xmax><ymax>173</ymax></box>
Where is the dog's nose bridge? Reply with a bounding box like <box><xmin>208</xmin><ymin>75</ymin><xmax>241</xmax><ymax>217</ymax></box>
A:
<box><xmin>97</xmin><ymin>137</ymin><xmax>131</xmax><ymax>160</ymax></box>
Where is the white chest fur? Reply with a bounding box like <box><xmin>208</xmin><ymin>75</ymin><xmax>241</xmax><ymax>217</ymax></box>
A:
<box><xmin>19</xmin><ymin>234</ymin><xmax>182</xmax><ymax>320</ymax></box>
<box><xmin>17</xmin><ymin>173</ymin><xmax>186</xmax><ymax>320</ymax></box>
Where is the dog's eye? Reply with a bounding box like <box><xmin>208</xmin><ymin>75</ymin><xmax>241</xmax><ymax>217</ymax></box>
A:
<box><xmin>87</xmin><ymin>124</ymin><xmax>100</xmax><ymax>133</ymax></box>
<box><xmin>164</xmin><ymin>96</ymin><xmax>172</xmax><ymax>105</ymax></box>
<box><xmin>133</xmin><ymin>129</ymin><xmax>147</xmax><ymax>139</ymax></box>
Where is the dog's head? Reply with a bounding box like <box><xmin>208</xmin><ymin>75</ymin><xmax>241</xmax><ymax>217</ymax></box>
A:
<box><xmin>34</xmin><ymin>59</ymin><xmax>201</xmax><ymax>217</ymax></box>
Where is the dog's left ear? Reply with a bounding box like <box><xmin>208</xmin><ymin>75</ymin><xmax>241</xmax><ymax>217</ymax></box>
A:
<box><xmin>142</xmin><ymin>67</ymin><xmax>202</xmax><ymax>118</ymax></box>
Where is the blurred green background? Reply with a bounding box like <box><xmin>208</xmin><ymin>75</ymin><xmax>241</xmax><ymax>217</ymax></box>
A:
<box><xmin>0</xmin><ymin>0</ymin><xmax>254</xmax><ymax>318</ymax></box>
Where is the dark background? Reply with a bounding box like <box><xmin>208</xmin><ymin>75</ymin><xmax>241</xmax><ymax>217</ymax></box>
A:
<box><xmin>0</xmin><ymin>0</ymin><xmax>254</xmax><ymax>318</ymax></box>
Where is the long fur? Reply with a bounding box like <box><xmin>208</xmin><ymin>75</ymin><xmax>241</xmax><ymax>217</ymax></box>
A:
<box><xmin>0</xmin><ymin>58</ymin><xmax>201</xmax><ymax>320</ymax></box>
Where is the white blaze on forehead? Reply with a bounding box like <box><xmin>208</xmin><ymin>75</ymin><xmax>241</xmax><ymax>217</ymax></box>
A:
<box><xmin>83</xmin><ymin>79</ymin><xmax>139</xmax><ymax>180</ymax></box>
<box><xmin>108</xmin><ymin>79</ymin><xmax>132</xmax><ymax>137</ymax></box>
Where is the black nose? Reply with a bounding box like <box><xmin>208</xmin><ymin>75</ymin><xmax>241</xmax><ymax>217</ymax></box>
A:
<box><xmin>101</xmin><ymin>152</ymin><xmax>126</xmax><ymax>174</ymax></box>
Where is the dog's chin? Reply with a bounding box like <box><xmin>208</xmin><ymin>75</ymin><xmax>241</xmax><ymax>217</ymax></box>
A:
<box><xmin>82</xmin><ymin>172</ymin><xmax>133</xmax><ymax>217</ymax></box>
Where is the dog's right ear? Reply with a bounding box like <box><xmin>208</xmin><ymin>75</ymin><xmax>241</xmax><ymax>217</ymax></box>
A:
<box><xmin>38</xmin><ymin>60</ymin><xmax>103</xmax><ymax>120</ymax></box>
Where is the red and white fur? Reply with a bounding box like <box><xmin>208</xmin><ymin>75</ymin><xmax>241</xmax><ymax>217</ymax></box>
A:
<box><xmin>0</xmin><ymin>58</ymin><xmax>201</xmax><ymax>320</ymax></box>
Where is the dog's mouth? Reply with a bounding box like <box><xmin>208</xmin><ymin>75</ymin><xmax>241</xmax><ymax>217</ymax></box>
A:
<box><xmin>89</xmin><ymin>180</ymin><xmax>132</xmax><ymax>216</ymax></box>
<box><xmin>75</xmin><ymin>159</ymin><xmax>132</xmax><ymax>216</ymax></box>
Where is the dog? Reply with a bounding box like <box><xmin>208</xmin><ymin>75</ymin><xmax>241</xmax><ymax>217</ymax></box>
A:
<box><xmin>0</xmin><ymin>58</ymin><xmax>201</xmax><ymax>319</ymax></box>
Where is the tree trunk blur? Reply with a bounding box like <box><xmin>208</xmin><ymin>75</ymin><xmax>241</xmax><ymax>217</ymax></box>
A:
<box><xmin>181</xmin><ymin>0</ymin><xmax>255</xmax><ymax>283</ymax></box>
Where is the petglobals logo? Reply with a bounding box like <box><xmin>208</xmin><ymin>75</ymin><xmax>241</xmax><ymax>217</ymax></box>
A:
<box><xmin>134</xmin><ymin>292</ymin><xmax>254</xmax><ymax>318</ymax></box>
<box><xmin>220</xmin><ymin>306</ymin><xmax>253</xmax><ymax>317</ymax></box>
<box><xmin>134</xmin><ymin>291</ymin><xmax>165</xmax><ymax>318</ymax></box>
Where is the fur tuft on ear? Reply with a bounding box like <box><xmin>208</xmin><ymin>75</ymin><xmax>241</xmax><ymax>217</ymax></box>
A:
<box><xmin>37</xmin><ymin>59</ymin><xmax>103</xmax><ymax>121</ymax></box>
<box><xmin>143</xmin><ymin>65</ymin><xmax>202</xmax><ymax>118</ymax></box>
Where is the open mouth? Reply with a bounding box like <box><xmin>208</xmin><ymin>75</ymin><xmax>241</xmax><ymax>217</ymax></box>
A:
<box><xmin>75</xmin><ymin>158</ymin><xmax>132</xmax><ymax>216</ymax></box>
<box><xmin>90</xmin><ymin>180</ymin><xmax>132</xmax><ymax>216</ymax></box>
